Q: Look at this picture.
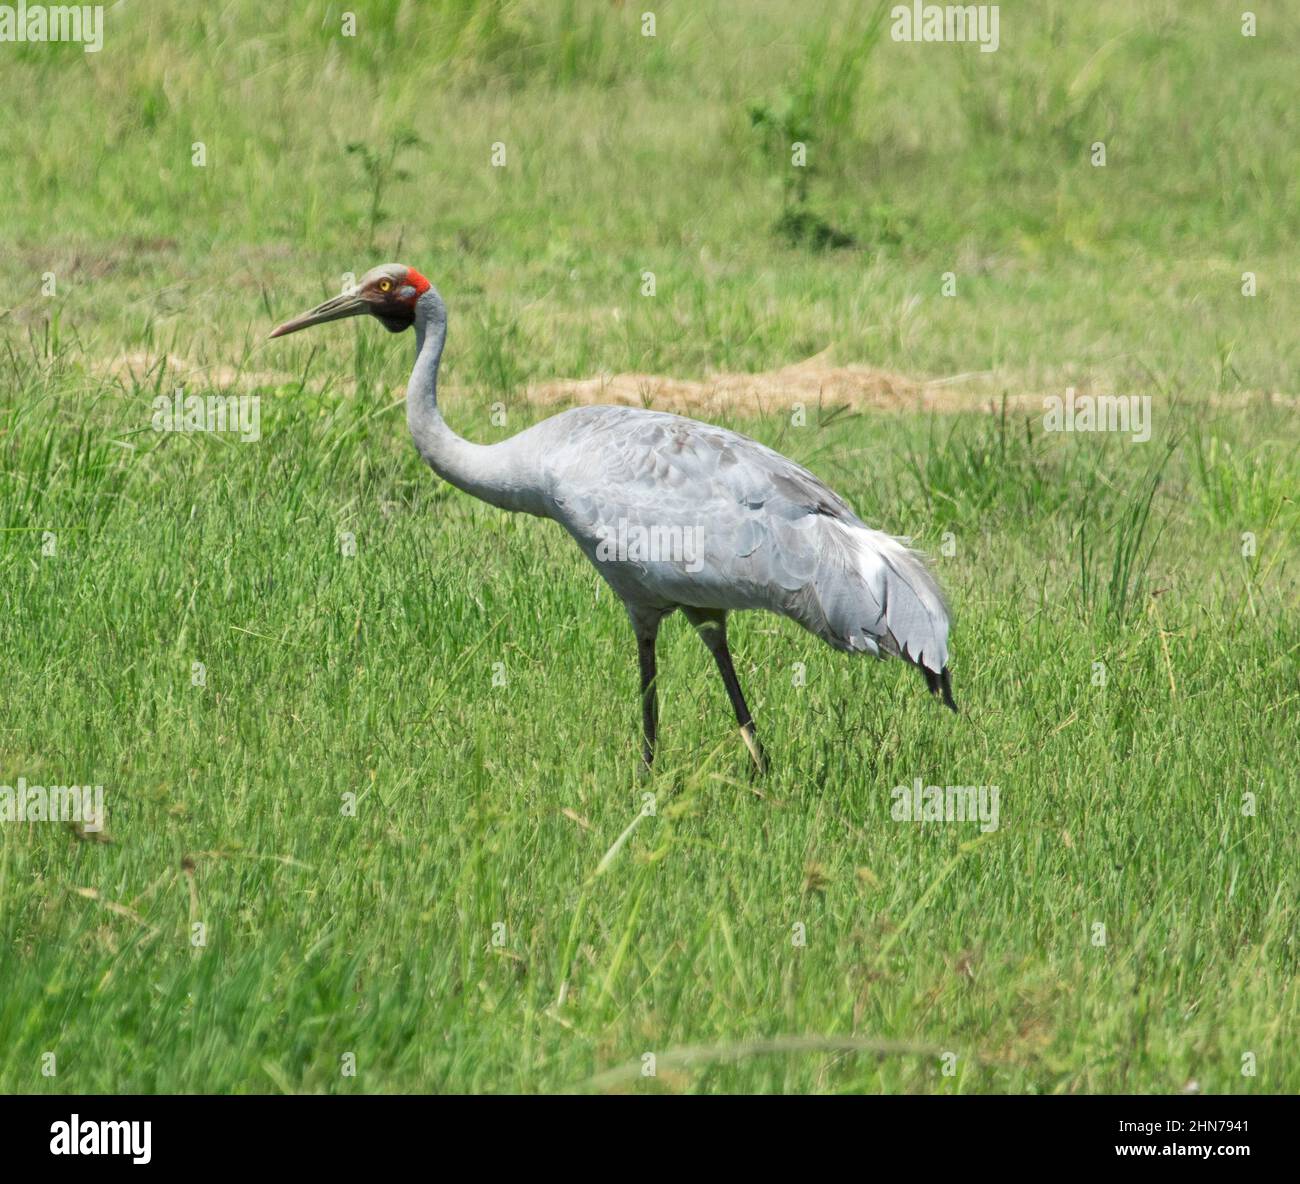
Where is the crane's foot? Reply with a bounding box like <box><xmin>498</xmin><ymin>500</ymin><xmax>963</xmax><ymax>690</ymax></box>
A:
<box><xmin>740</xmin><ymin>726</ymin><xmax>768</xmax><ymax>777</ymax></box>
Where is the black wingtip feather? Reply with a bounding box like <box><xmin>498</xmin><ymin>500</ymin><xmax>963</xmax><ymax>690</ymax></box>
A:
<box><xmin>939</xmin><ymin>666</ymin><xmax>957</xmax><ymax>712</ymax></box>
<box><xmin>921</xmin><ymin>665</ymin><xmax>959</xmax><ymax>713</ymax></box>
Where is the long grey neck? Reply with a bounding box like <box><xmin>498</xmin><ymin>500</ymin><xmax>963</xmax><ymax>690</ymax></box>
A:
<box><xmin>405</xmin><ymin>288</ymin><xmax>539</xmax><ymax>514</ymax></box>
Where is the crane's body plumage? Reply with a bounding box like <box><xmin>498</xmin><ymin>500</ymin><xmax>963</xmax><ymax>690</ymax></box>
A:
<box><xmin>273</xmin><ymin>267</ymin><xmax>956</xmax><ymax>769</ymax></box>
<box><xmin>527</xmin><ymin>405</ymin><xmax>950</xmax><ymax>670</ymax></box>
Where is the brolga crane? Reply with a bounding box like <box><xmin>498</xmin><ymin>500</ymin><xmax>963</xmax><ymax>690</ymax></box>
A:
<box><xmin>270</xmin><ymin>264</ymin><xmax>956</xmax><ymax>772</ymax></box>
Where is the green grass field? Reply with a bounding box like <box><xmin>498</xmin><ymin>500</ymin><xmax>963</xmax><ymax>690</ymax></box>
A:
<box><xmin>0</xmin><ymin>1</ymin><xmax>1296</xmax><ymax>1094</ymax></box>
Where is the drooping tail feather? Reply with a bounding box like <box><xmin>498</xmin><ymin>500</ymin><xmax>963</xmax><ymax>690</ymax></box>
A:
<box><xmin>839</xmin><ymin>523</ymin><xmax>950</xmax><ymax>667</ymax></box>
<box><xmin>792</xmin><ymin>521</ymin><xmax>955</xmax><ymax>708</ymax></box>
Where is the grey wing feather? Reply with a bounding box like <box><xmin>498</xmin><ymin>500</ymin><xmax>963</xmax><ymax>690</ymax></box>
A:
<box><xmin>536</xmin><ymin>405</ymin><xmax>951</xmax><ymax>674</ymax></box>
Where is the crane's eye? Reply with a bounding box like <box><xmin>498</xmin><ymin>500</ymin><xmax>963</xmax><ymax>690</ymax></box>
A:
<box><xmin>378</xmin><ymin>279</ymin><xmax>392</xmax><ymax>292</ymax></box>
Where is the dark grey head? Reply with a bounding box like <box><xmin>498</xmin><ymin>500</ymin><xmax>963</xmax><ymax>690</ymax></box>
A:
<box><xmin>269</xmin><ymin>263</ymin><xmax>432</xmax><ymax>339</ymax></box>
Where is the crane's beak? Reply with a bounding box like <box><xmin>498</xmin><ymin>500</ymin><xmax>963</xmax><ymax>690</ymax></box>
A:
<box><xmin>269</xmin><ymin>290</ymin><xmax>367</xmax><ymax>339</ymax></box>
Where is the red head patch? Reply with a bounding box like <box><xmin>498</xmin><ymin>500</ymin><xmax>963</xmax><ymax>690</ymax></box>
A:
<box><xmin>405</xmin><ymin>268</ymin><xmax>431</xmax><ymax>296</ymax></box>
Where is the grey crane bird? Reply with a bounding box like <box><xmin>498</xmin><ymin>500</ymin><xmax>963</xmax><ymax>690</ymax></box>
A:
<box><xmin>271</xmin><ymin>264</ymin><xmax>956</xmax><ymax>772</ymax></box>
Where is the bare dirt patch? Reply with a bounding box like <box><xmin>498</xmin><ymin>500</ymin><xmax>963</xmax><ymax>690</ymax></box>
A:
<box><xmin>522</xmin><ymin>358</ymin><xmax>1295</xmax><ymax>416</ymax></box>
<box><xmin>97</xmin><ymin>350</ymin><xmax>293</xmax><ymax>392</ymax></box>
<box><xmin>91</xmin><ymin>349</ymin><xmax>1294</xmax><ymax>416</ymax></box>
<box><xmin>520</xmin><ymin>356</ymin><xmax>1015</xmax><ymax>417</ymax></box>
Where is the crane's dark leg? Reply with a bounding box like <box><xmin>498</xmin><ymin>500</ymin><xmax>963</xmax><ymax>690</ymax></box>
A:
<box><xmin>683</xmin><ymin>609</ymin><xmax>767</xmax><ymax>774</ymax></box>
<box><xmin>627</xmin><ymin>606</ymin><xmax>664</xmax><ymax>770</ymax></box>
